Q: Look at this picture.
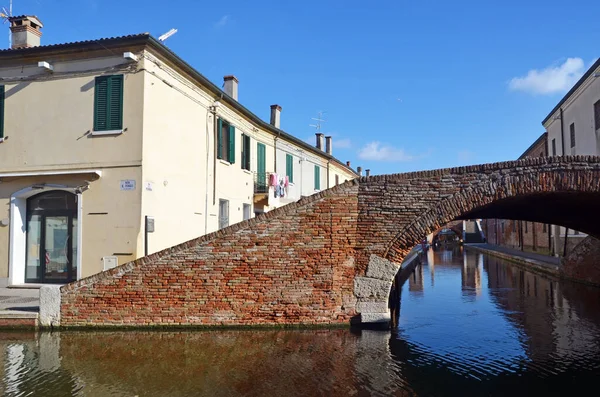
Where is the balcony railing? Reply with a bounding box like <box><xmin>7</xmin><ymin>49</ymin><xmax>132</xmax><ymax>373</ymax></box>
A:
<box><xmin>254</xmin><ymin>172</ymin><xmax>270</xmax><ymax>194</ymax></box>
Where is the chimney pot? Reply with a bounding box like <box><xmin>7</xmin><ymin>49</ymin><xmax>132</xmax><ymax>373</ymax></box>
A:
<box><xmin>223</xmin><ymin>75</ymin><xmax>239</xmax><ymax>100</ymax></box>
<box><xmin>9</xmin><ymin>15</ymin><xmax>43</xmax><ymax>49</ymax></box>
<box><xmin>316</xmin><ymin>133</ymin><xmax>324</xmax><ymax>150</ymax></box>
<box><xmin>270</xmin><ymin>104</ymin><xmax>282</xmax><ymax>129</ymax></box>
<box><xmin>357</xmin><ymin>166</ymin><xmax>363</xmax><ymax>176</ymax></box>
<box><xmin>366</xmin><ymin>169</ymin><xmax>371</xmax><ymax>177</ymax></box>
<box><xmin>325</xmin><ymin>136</ymin><xmax>332</xmax><ymax>155</ymax></box>
<box><xmin>346</xmin><ymin>161</ymin><xmax>351</xmax><ymax>168</ymax></box>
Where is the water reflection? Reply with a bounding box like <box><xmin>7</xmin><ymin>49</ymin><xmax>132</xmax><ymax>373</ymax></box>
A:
<box><xmin>0</xmin><ymin>248</ymin><xmax>599</xmax><ymax>396</ymax></box>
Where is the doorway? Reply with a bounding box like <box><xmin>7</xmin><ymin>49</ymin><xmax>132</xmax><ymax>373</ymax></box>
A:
<box><xmin>25</xmin><ymin>191</ymin><xmax>78</xmax><ymax>284</ymax></box>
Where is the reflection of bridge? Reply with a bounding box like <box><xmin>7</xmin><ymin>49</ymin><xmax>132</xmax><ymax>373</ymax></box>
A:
<box><xmin>44</xmin><ymin>156</ymin><xmax>600</xmax><ymax>328</ymax></box>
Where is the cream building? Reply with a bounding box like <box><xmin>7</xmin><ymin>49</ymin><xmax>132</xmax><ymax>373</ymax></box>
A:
<box><xmin>0</xmin><ymin>16</ymin><xmax>357</xmax><ymax>286</ymax></box>
<box><xmin>542</xmin><ymin>58</ymin><xmax>600</xmax><ymax>254</ymax></box>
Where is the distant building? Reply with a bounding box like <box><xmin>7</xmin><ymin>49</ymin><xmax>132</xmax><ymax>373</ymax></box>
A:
<box><xmin>0</xmin><ymin>16</ymin><xmax>357</xmax><ymax>286</ymax></box>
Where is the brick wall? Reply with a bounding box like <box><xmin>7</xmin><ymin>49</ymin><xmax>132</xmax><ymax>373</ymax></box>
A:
<box><xmin>58</xmin><ymin>156</ymin><xmax>600</xmax><ymax>327</ymax></box>
<box><xmin>561</xmin><ymin>236</ymin><xmax>600</xmax><ymax>285</ymax></box>
<box><xmin>61</xmin><ymin>182</ymin><xmax>360</xmax><ymax>327</ymax></box>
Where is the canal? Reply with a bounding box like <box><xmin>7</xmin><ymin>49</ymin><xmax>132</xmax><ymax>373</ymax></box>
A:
<box><xmin>1</xmin><ymin>247</ymin><xmax>599</xmax><ymax>396</ymax></box>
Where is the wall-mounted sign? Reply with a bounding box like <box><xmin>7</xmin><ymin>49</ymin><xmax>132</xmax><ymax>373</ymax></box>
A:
<box><xmin>145</xmin><ymin>182</ymin><xmax>153</xmax><ymax>191</ymax></box>
<box><xmin>120</xmin><ymin>180</ymin><xmax>136</xmax><ymax>191</ymax></box>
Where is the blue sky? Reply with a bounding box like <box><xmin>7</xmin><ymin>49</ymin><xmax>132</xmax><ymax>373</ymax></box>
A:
<box><xmin>8</xmin><ymin>0</ymin><xmax>600</xmax><ymax>175</ymax></box>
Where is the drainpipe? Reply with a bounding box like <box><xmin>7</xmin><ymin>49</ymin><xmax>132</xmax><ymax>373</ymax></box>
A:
<box><xmin>213</xmin><ymin>112</ymin><xmax>218</xmax><ymax>205</ymax></box>
<box><xmin>327</xmin><ymin>160</ymin><xmax>330</xmax><ymax>188</ymax></box>
<box><xmin>560</xmin><ymin>108</ymin><xmax>565</xmax><ymax>155</ymax></box>
<box><xmin>274</xmin><ymin>135</ymin><xmax>278</xmax><ymax>174</ymax></box>
<box><xmin>205</xmin><ymin>110</ymin><xmax>215</xmax><ymax>234</ymax></box>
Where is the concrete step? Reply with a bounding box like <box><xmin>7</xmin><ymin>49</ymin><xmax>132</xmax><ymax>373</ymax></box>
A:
<box><xmin>0</xmin><ymin>310</ymin><xmax>39</xmax><ymax>329</ymax></box>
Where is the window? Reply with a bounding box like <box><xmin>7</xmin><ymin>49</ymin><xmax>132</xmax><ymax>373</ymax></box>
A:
<box><xmin>241</xmin><ymin>134</ymin><xmax>251</xmax><ymax>170</ymax></box>
<box><xmin>217</xmin><ymin>118</ymin><xmax>235</xmax><ymax>163</ymax></box>
<box><xmin>501</xmin><ymin>222</ymin><xmax>504</xmax><ymax>233</ymax></box>
<box><xmin>525</xmin><ymin>222</ymin><xmax>528</xmax><ymax>233</ymax></box>
<box><xmin>314</xmin><ymin>165</ymin><xmax>320</xmax><ymax>190</ymax></box>
<box><xmin>552</xmin><ymin>139</ymin><xmax>556</xmax><ymax>156</ymax></box>
<box><xmin>570</xmin><ymin>123</ymin><xmax>575</xmax><ymax>148</ymax></box>
<box><xmin>243</xmin><ymin>203</ymin><xmax>251</xmax><ymax>220</ymax></box>
<box><xmin>94</xmin><ymin>75</ymin><xmax>124</xmax><ymax>131</ymax></box>
<box><xmin>219</xmin><ymin>199</ymin><xmax>229</xmax><ymax>229</ymax></box>
<box><xmin>286</xmin><ymin>154</ymin><xmax>294</xmax><ymax>183</ymax></box>
<box><xmin>595</xmin><ymin>100</ymin><xmax>600</xmax><ymax>131</ymax></box>
<box><xmin>335</xmin><ymin>175</ymin><xmax>339</xmax><ymax>185</ymax></box>
<box><xmin>543</xmin><ymin>223</ymin><xmax>547</xmax><ymax>233</ymax></box>
<box><xmin>539</xmin><ymin>151</ymin><xmax>544</xmax><ymax>157</ymax></box>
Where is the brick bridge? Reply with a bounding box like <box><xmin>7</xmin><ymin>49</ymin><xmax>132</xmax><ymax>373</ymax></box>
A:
<box><xmin>42</xmin><ymin>156</ymin><xmax>600</xmax><ymax>328</ymax></box>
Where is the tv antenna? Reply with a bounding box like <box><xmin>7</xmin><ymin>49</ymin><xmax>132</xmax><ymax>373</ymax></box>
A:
<box><xmin>309</xmin><ymin>111</ymin><xmax>327</xmax><ymax>134</ymax></box>
<box><xmin>0</xmin><ymin>0</ymin><xmax>13</xmax><ymax>48</ymax></box>
<box><xmin>158</xmin><ymin>28</ymin><xmax>177</xmax><ymax>42</ymax></box>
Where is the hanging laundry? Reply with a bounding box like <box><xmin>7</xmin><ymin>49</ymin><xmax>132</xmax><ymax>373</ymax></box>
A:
<box><xmin>269</xmin><ymin>173</ymin><xmax>278</xmax><ymax>187</ymax></box>
<box><xmin>284</xmin><ymin>176</ymin><xmax>289</xmax><ymax>188</ymax></box>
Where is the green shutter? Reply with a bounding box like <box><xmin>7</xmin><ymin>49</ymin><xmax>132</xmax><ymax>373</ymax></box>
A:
<box><xmin>242</xmin><ymin>134</ymin><xmax>251</xmax><ymax>170</ymax></box>
<box><xmin>94</xmin><ymin>77</ymin><xmax>108</xmax><ymax>131</ymax></box>
<box><xmin>314</xmin><ymin>165</ymin><xmax>320</xmax><ymax>190</ymax></box>
<box><xmin>94</xmin><ymin>75</ymin><xmax>123</xmax><ymax>131</ymax></box>
<box><xmin>217</xmin><ymin>118</ymin><xmax>223</xmax><ymax>159</ymax></box>
<box><xmin>0</xmin><ymin>85</ymin><xmax>4</xmax><ymax>139</ymax></box>
<box><xmin>286</xmin><ymin>154</ymin><xmax>294</xmax><ymax>183</ymax></box>
<box><xmin>257</xmin><ymin>143</ymin><xmax>266</xmax><ymax>184</ymax></box>
<box><xmin>108</xmin><ymin>75</ymin><xmax>123</xmax><ymax>130</ymax></box>
<box><xmin>229</xmin><ymin>125</ymin><xmax>236</xmax><ymax>164</ymax></box>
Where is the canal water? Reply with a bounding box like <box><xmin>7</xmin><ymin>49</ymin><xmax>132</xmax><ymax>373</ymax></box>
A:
<box><xmin>1</xmin><ymin>247</ymin><xmax>599</xmax><ymax>396</ymax></box>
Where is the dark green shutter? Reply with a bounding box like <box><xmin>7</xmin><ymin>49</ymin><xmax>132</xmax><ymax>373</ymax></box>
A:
<box><xmin>108</xmin><ymin>75</ymin><xmax>123</xmax><ymax>129</ymax></box>
<box><xmin>217</xmin><ymin>118</ymin><xmax>223</xmax><ymax>159</ymax></box>
<box><xmin>229</xmin><ymin>125</ymin><xmax>236</xmax><ymax>163</ymax></box>
<box><xmin>242</xmin><ymin>134</ymin><xmax>251</xmax><ymax>170</ymax></box>
<box><xmin>94</xmin><ymin>75</ymin><xmax>123</xmax><ymax>131</ymax></box>
<box><xmin>94</xmin><ymin>77</ymin><xmax>108</xmax><ymax>131</ymax></box>
<box><xmin>257</xmin><ymin>143</ymin><xmax>266</xmax><ymax>188</ymax></box>
<box><xmin>0</xmin><ymin>85</ymin><xmax>4</xmax><ymax>139</ymax></box>
<box><xmin>286</xmin><ymin>154</ymin><xmax>293</xmax><ymax>183</ymax></box>
<box><xmin>314</xmin><ymin>165</ymin><xmax>320</xmax><ymax>190</ymax></box>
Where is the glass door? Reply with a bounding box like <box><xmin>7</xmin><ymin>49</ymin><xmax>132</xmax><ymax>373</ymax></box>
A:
<box><xmin>25</xmin><ymin>191</ymin><xmax>77</xmax><ymax>284</ymax></box>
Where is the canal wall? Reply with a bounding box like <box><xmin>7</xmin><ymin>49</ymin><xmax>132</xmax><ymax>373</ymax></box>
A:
<box><xmin>561</xmin><ymin>236</ymin><xmax>600</xmax><ymax>286</ymax></box>
<box><xmin>464</xmin><ymin>245</ymin><xmax>560</xmax><ymax>279</ymax></box>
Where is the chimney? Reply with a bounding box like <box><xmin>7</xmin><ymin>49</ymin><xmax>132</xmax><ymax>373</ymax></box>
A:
<box><xmin>325</xmin><ymin>136</ymin><xmax>332</xmax><ymax>155</ymax></box>
<box><xmin>270</xmin><ymin>104</ymin><xmax>282</xmax><ymax>129</ymax></box>
<box><xmin>9</xmin><ymin>15</ymin><xmax>43</xmax><ymax>50</ymax></box>
<box><xmin>315</xmin><ymin>133</ymin><xmax>324</xmax><ymax>150</ymax></box>
<box><xmin>366</xmin><ymin>169</ymin><xmax>371</xmax><ymax>177</ymax></box>
<box><xmin>346</xmin><ymin>161</ymin><xmax>351</xmax><ymax>168</ymax></box>
<box><xmin>357</xmin><ymin>167</ymin><xmax>363</xmax><ymax>176</ymax></box>
<box><xmin>223</xmin><ymin>75</ymin><xmax>238</xmax><ymax>100</ymax></box>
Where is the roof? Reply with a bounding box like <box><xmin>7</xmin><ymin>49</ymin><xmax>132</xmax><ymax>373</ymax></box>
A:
<box><xmin>542</xmin><ymin>57</ymin><xmax>600</xmax><ymax>126</ymax></box>
<box><xmin>0</xmin><ymin>33</ymin><xmax>358</xmax><ymax>177</ymax></box>
<box><xmin>518</xmin><ymin>132</ymin><xmax>547</xmax><ymax>159</ymax></box>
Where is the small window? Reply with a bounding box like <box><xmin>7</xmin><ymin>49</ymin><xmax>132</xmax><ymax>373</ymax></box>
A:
<box><xmin>570</xmin><ymin>123</ymin><xmax>575</xmax><ymax>148</ymax></box>
<box><xmin>501</xmin><ymin>222</ymin><xmax>504</xmax><ymax>233</ymax></box>
<box><xmin>243</xmin><ymin>203</ymin><xmax>251</xmax><ymax>220</ymax></box>
<box><xmin>0</xmin><ymin>85</ymin><xmax>5</xmax><ymax>139</ymax></box>
<box><xmin>241</xmin><ymin>134</ymin><xmax>251</xmax><ymax>170</ymax></box>
<box><xmin>525</xmin><ymin>222</ymin><xmax>528</xmax><ymax>233</ymax></box>
<box><xmin>543</xmin><ymin>223</ymin><xmax>547</xmax><ymax>233</ymax></box>
<box><xmin>594</xmin><ymin>100</ymin><xmax>600</xmax><ymax>131</ymax></box>
<box><xmin>552</xmin><ymin>139</ymin><xmax>556</xmax><ymax>156</ymax></box>
<box><xmin>219</xmin><ymin>199</ymin><xmax>229</xmax><ymax>229</ymax></box>
<box><xmin>94</xmin><ymin>75</ymin><xmax>124</xmax><ymax>131</ymax></box>
<box><xmin>286</xmin><ymin>154</ymin><xmax>294</xmax><ymax>183</ymax></box>
<box><xmin>314</xmin><ymin>165</ymin><xmax>320</xmax><ymax>190</ymax></box>
<box><xmin>539</xmin><ymin>151</ymin><xmax>544</xmax><ymax>157</ymax></box>
<box><xmin>217</xmin><ymin>118</ymin><xmax>235</xmax><ymax>163</ymax></box>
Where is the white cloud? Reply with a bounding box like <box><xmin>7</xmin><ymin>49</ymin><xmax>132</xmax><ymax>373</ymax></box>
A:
<box><xmin>335</xmin><ymin>138</ymin><xmax>352</xmax><ymax>149</ymax></box>
<box><xmin>215</xmin><ymin>15</ymin><xmax>230</xmax><ymax>28</ymax></box>
<box><xmin>358</xmin><ymin>142</ymin><xmax>414</xmax><ymax>162</ymax></box>
<box><xmin>508</xmin><ymin>58</ymin><xmax>585</xmax><ymax>95</ymax></box>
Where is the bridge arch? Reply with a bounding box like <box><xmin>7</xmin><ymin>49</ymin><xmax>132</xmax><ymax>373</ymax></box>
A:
<box><xmin>354</xmin><ymin>156</ymin><xmax>600</xmax><ymax>325</ymax></box>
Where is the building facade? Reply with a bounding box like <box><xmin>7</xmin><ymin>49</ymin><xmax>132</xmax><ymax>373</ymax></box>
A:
<box><xmin>0</xmin><ymin>16</ymin><xmax>356</xmax><ymax>286</ymax></box>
